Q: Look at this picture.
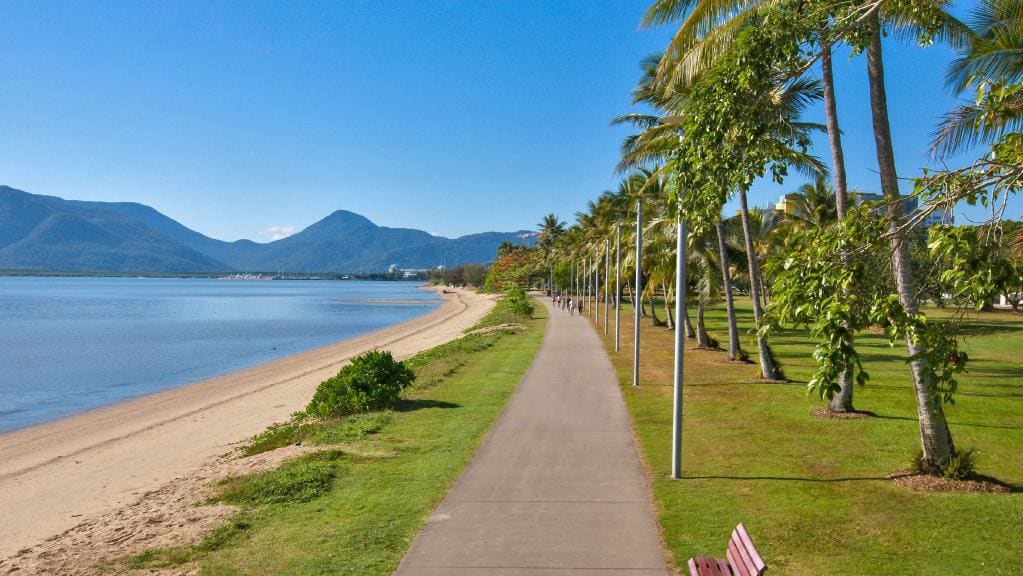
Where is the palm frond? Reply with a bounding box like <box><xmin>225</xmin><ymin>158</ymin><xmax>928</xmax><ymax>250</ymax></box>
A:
<box><xmin>930</xmin><ymin>94</ymin><xmax>1023</xmax><ymax>156</ymax></box>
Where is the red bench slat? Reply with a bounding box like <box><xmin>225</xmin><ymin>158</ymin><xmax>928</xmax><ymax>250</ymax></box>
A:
<box><xmin>729</xmin><ymin>533</ymin><xmax>757</xmax><ymax>576</ymax></box>
<box><xmin>688</xmin><ymin>555</ymin><xmax>731</xmax><ymax>576</ymax></box>
<box><xmin>734</xmin><ymin>523</ymin><xmax>766</xmax><ymax>575</ymax></box>
<box><xmin>688</xmin><ymin>523</ymin><xmax>766</xmax><ymax>576</ymax></box>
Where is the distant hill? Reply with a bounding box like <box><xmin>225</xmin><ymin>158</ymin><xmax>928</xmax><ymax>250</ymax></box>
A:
<box><xmin>0</xmin><ymin>186</ymin><xmax>534</xmax><ymax>274</ymax></box>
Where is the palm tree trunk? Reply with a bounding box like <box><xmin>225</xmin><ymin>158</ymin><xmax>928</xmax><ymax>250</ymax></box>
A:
<box><xmin>867</xmin><ymin>18</ymin><xmax>955</xmax><ymax>470</ymax></box>
<box><xmin>696</xmin><ymin>299</ymin><xmax>711</xmax><ymax>348</ymax></box>
<box><xmin>716</xmin><ymin>222</ymin><xmax>742</xmax><ymax>360</ymax></box>
<box><xmin>822</xmin><ymin>33</ymin><xmax>849</xmax><ymax>217</ymax></box>
<box><xmin>682</xmin><ymin>306</ymin><xmax>695</xmax><ymax>338</ymax></box>
<box><xmin>738</xmin><ymin>190</ymin><xmax>782</xmax><ymax>380</ymax></box>
<box><xmin>648</xmin><ymin>294</ymin><xmax>661</xmax><ymax>324</ymax></box>
<box><xmin>822</xmin><ymin>30</ymin><xmax>856</xmax><ymax>413</ymax></box>
<box><xmin>663</xmin><ymin>281</ymin><xmax>675</xmax><ymax>329</ymax></box>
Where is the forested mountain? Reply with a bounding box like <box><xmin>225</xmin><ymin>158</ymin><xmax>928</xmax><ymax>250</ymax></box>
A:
<box><xmin>0</xmin><ymin>186</ymin><xmax>533</xmax><ymax>273</ymax></box>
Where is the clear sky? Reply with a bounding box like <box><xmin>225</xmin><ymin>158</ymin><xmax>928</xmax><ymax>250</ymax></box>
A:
<box><xmin>0</xmin><ymin>1</ymin><xmax>1015</xmax><ymax>242</ymax></box>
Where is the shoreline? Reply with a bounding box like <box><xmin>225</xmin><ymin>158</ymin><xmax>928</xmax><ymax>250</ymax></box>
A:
<box><xmin>0</xmin><ymin>277</ymin><xmax>442</xmax><ymax>436</ymax></box>
<box><xmin>0</xmin><ymin>285</ymin><xmax>495</xmax><ymax>561</ymax></box>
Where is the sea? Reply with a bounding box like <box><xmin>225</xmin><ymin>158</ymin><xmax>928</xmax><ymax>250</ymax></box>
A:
<box><xmin>0</xmin><ymin>276</ymin><xmax>441</xmax><ymax>434</ymax></box>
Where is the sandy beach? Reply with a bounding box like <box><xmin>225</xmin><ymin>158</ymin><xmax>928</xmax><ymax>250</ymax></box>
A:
<box><xmin>0</xmin><ymin>286</ymin><xmax>494</xmax><ymax>569</ymax></box>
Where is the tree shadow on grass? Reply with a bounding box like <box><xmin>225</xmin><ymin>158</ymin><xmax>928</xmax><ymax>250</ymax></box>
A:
<box><xmin>954</xmin><ymin>321</ymin><xmax>1023</xmax><ymax>337</ymax></box>
<box><xmin>870</xmin><ymin>413</ymin><xmax>1023</xmax><ymax>431</ymax></box>
<box><xmin>394</xmin><ymin>399</ymin><xmax>461</xmax><ymax>412</ymax></box>
<box><xmin>680</xmin><ymin>475</ymin><xmax>889</xmax><ymax>483</ymax></box>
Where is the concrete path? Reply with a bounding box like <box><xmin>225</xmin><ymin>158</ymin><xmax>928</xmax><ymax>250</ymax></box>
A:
<box><xmin>393</xmin><ymin>297</ymin><xmax>669</xmax><ymax>576</ymax></box>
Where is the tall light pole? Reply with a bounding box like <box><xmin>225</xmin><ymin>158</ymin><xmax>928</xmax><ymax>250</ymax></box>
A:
<box><xmin>672</xmin><ymin>213</ymin><xmax>686</xmax><ymax>479</ymax></box>
<box><xmin>585</xmin><ymin>256</ymin><xmax>590</xmax><ymax>316</ymax></box>
<box><xmin>593</xmin><ymin>255</ymin><xmax>598</xmax><ymax>323</ymax></box>
<box><xmin>633</xmin><ymin>200</ymin><xmax>643</xmax><ymax>387</ymax></box>
<box><xmin>597</xmin><ymin>239</ymin><xmax>605</xmax><ymax>335</ymax></box>
<box><xmin>615</xmin><ymin>224</ymin><xmax>621</xmax><ymax>352</ymax></box>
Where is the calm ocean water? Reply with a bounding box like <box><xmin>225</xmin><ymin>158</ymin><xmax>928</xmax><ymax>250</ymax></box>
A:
<box><xmin>0</xmin><ymin>277</ymin><xmax>441</xmax><ymax>434</ymax></box>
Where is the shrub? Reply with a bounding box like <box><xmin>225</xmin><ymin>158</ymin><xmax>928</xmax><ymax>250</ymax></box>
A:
<box><xmin>306</xmin><ymin>351</ymin><xmax>415</xmax><ymax>418</ymax></box>
<box><xmin>909</xmin><ymin>447</ymin><xmax>978</xmax><ymax>479</ymax></box>
<box><xmin>503</xmin><ymin>288</ymin><xmax>534</xmax><ymax>318</ymax></box>
<box><xmin>944</xmin><ymin>448</ymin><xmax>978</xmax><ymax>480</ymax></box>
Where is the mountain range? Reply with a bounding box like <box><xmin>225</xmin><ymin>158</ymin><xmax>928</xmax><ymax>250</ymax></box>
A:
<box><xmin>0</xmin><ymin>186</ymin><xmax>535</xmax><ymax>273</ymax></box>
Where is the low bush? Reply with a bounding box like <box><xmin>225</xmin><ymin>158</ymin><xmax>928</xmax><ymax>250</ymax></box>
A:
<box><xmin>474</xmin><ymin>289</ymin><xmax>535</xmax><ymax>329</ymax></box>
<box><xmin>909</xmin><ymin>447</ymin><xmax>978</xmax><ymax>479</ymax></box>
<box><xmin>504</xmin><ymin>288</ymin><xmax>535</xmax><ymax>317</ymax></box>
<box><xmin>944</xmin><ymin>448</ymin><xmax>979</xmax><ymax>480</ymax></box>
<box><xmin>306</xmin><ymin>351</ymin><xmax>415</xmax><ymax>418</ymax></box>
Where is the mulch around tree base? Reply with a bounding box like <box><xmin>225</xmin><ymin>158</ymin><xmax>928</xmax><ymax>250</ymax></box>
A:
<box><xmin>714</xmin><ymin>359</ymin><xmax>754</xmax><ymax>365</ymax></box>
<box><xmin>812</xmin><ymin>408</ymin><xmax>875</xmax><ymax>420</ymax></box>
<box><xmin>750</xmin><ymin>376</ymin><xmax>790</xmax><ymax>384</ymax></box>
<box><xmin>888</xmin><ymin>472</ymin><xmax>1014</xmax><ymax>493</ymax></box>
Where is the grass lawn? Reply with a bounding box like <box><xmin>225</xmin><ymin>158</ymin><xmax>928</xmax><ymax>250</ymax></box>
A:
<box><xmin>121</xmin><ymin>297</ymin><xmax>546</xmax><ymax>576</ymax></box>
<box><xmin>596</xmin><ymin>301</ymin><xmax>1022</xmax><ymax>575</ymax></box>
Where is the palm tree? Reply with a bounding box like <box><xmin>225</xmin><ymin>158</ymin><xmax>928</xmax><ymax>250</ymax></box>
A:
<box><xmin>865</xmin><ymin>10</ymin><xmax>959</xmax><ymax>471</ymax></box>
<box><xmin>715</xmin><ymin>219</ymin><xmax>744</xmax><ymax>359</ymax></box>
<box><xmin>641</xmin><ymin>0</ymin><xmax>853</xmax><ymax>234</ymax></box>
<box><xmin>537</xmin><ymin>214</ymin><xmax>567</xmax><ymax>249</ymax></box>
<box><xmin>621</xmin><ymin>48</ymin><xmax>825</xmax><ymax>379</ymax></box>
<box><xmin>933</xmin><ymin>0</ymin><xmax>1023</xmax><ymax>156</ymax></box>
<box><xmin>788</xmin><ymin>176</ymin><xmax>839</xmax><ymax>229</ymax></box>
<box><xmin>537</xmin><ymin>214</ymin><xmax>567</xmax><ymax>292</ymax></box>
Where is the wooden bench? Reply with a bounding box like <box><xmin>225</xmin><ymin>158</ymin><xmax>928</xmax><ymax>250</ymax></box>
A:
<box><xmin>688</xmin><ymin>523</ymin><xmax>766</xmax><ymax>576</ymax></box>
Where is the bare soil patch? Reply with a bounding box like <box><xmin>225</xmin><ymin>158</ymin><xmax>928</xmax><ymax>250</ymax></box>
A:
<box><xmin>812</xmin><ymin>408</ymin><xmax>875</xmax><ymax>420</ymax></box>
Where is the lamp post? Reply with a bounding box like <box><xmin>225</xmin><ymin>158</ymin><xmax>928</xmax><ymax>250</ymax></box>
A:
<box><xmin>597</xmin><ymin>239</ymin><xmax>605</xmax><ymax>335</ymax></box>
<box><xmin>585</xmin><ymin>256</ymin><xmax>590</xmax><ymax>317</ymax></box>
<box><xmin>671</xmin><ymin>213</ymin><xmax>686</xmax><ymax>479</ymax></box>
<box><xmin>615</xmin><ymin>224</ymin><xmax>621</xmax><ymax>352</ymax></box>
<box><xmin>633</xmin><ymin>199</ymin><xmax>643</xmax><ymax>387</ymax></box>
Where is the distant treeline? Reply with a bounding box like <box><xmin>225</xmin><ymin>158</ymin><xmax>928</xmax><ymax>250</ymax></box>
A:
<box><xmin>429</xmin><ymin>263</ymin><xmax>486</xmax><ymax>288</ymax></box>
<box><xmin>0</xmin><ymin>269</ymin><xmax>428</xmax><ymax>281</ymax></box>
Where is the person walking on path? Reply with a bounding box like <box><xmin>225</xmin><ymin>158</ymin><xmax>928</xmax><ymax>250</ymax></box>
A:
<box><xmin>568</xmin><ymin>298</ymin><xmax>575</xmax><ymax>315</ymax></box>
<box><xmin>392</xmin><ymin>297</ymin><xmax>669</xmax><ymax>575</ymax></box>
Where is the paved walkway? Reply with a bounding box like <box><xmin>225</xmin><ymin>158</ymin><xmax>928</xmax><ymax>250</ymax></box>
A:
<box><xmin>393</xmin><ymin>297</ymin><xmax>669</xmax><ymax>576</ymax></box>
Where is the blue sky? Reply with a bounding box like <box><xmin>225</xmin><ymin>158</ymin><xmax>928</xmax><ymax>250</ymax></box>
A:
<box><xmin>0</xmin><ymin>1</ymin><xmax>1015</xmax><ymax>241</ymax></box>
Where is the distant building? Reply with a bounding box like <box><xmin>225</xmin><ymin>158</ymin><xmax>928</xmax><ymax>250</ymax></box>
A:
<box><xmin>854</xmin><ymin>192</ymin><xmax>953</xmax><ymax>227</ymax></box>
<box><xmin>388</xmin><ymin>264</ymin><xmax>400</xmax><ymax>274</ymax></box>
<box><xmin>774</xmin><ymin>193</ymin><xmax>800</xmax><ymax>216</ymax></box>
